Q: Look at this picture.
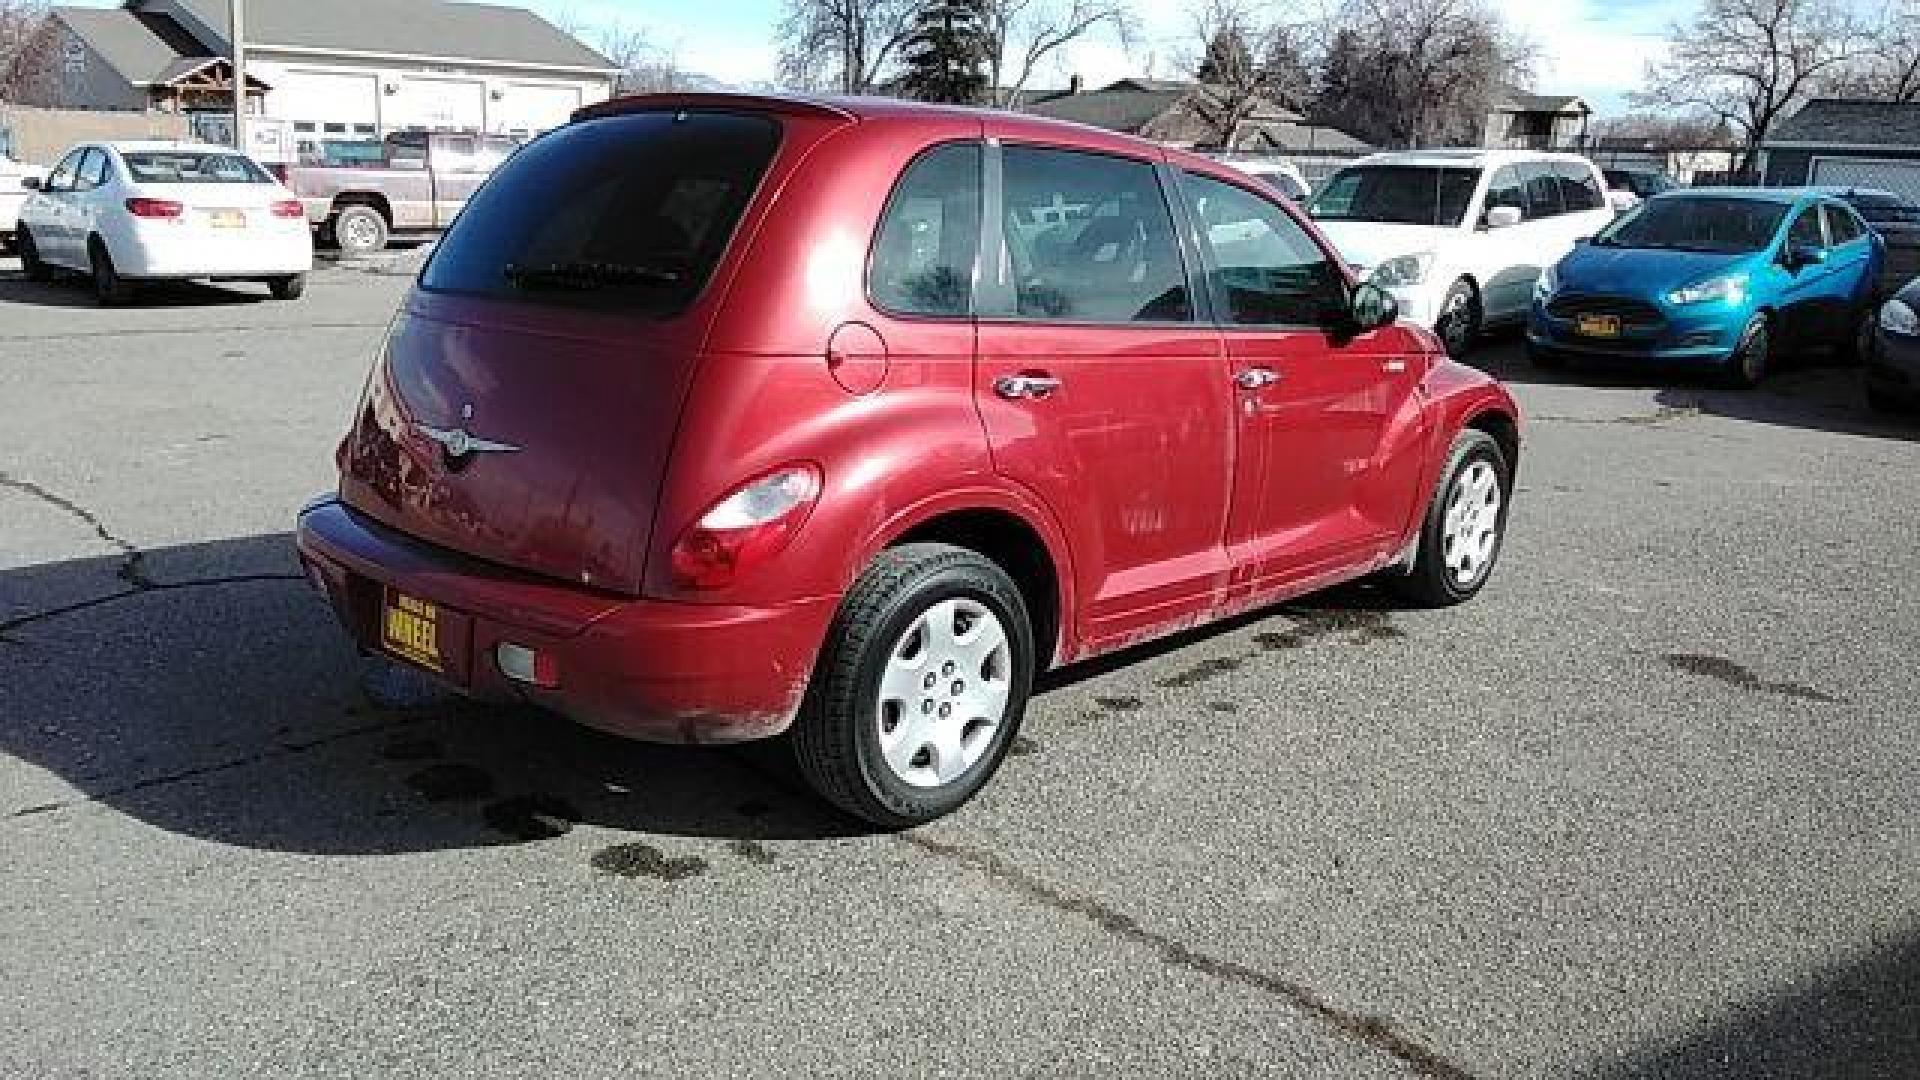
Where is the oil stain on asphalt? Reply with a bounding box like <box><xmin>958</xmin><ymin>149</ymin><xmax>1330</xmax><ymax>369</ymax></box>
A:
<box><xmin>592</xmin><ymin>843</ymin><xmax>710</xmax><ymax>882</ymax></box>
<box><xmin>1663</xmin><ymin>653</ymin><xmax>1839</xmax><ymax>704</ymax></box>
<box><xmin>1009</xmin><ymin>736</ymin><xmax>1041</xmax><ymax>756</ymax></box>
<box><xmin>1155</xmin><ymin>656</ymin><xmax>1245</xmax><ymax>689</ymax></box>
<box><xmin>728</xmin><ymin>839</ymin><xmax>777</xmax><ymax>866</ymax></box>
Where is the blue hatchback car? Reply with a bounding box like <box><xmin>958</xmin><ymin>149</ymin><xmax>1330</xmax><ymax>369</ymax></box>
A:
<box><xmin>1529</xmin><ymin>189</ymin><xmax>1883</xmax><ymax>386</ymax></box>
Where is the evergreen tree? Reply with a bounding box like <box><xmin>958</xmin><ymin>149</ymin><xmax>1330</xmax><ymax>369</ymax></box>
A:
<box><xmin>899</xmin><ymin>0</ymin><xmax>990</xmax><ymax>104</ymax></box>
<box><xmin>1196</xmin><ymin>25</ymin><xmax>1254</xmax><ymax>86</ymax></box>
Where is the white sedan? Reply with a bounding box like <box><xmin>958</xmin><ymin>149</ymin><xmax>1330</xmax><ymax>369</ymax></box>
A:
<box><xmin>17</xmin><ymin>141</ymin><xmax>313</xmax><ymax>304</ymax></box>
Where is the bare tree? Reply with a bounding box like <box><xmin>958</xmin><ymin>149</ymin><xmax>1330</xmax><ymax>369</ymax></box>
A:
<box><xmin>549</xmin><ymin>12</ymin><xmax>686</xmax><ymax>95</ymax></box>
<box><xmin>1313</xmin><ymin>0</ymin><xmax>1533</xmax><ymax>149</ymax></box>
<box><xmin>776</xmin><ymin>0</ymin><xmax>921</xmax><ymax>94</ymax></box>
<box><xmin>1638</xmin><ymin>0</ymin><xmax>1866</xmax><ymax>174</ymax></box>
<box><xmin>980</xmin><ymin>0</ymin><xmax>1133</xmax><ymax>108</ymax></box>
<box><xmin>0</xmin><ymin>0</ymin><xmax>54</xmax><ymax>107</ymax></box>
<box><xmin>1836</xmin><ymin>0</ymin><xmax>1920</xmax><ymax>101</ymax></box>
<box><xmin>1177</xmin><ymin>0</ymin><xmax>1317</xmax><ymax>149</ymax></box>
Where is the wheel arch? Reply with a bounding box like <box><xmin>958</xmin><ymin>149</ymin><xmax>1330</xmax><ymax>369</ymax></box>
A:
<box><xmin>1464</xmin><ymin>406</ymin><xmax>1520</xmax><ymax>474</ymax></box>
<box><xmin>331</xmin><ymin>192</ymin><xmax>393</xmax><ymax>225</ymax></box>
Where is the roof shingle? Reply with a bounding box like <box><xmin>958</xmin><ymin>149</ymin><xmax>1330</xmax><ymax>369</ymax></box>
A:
<box><xmin>1768</xmin><ymin>98</ymin><xmax>1920</xmax><ymax>148</ymax></box>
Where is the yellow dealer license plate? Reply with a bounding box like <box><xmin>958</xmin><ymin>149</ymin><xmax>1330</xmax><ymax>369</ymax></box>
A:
<box><xmin>1576</xmin><ymin>314</ymin><xmax>1622</xmax><ymax>338</ymax></box>
<box><xmin>382</xmin><ymin>591</ymin><xmax>442</xmax><ymax>672</ymax></box>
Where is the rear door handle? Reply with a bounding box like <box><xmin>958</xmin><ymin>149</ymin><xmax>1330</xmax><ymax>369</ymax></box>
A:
<box><xmin>1235</xmin><ymin>367</ymin><xmax>1280</xmax><ymax>390</ymax></box>
<box><xmin>995</xmin><ymin>374</ymin><xmax>1062</xmax><ymax>400</ymax></box>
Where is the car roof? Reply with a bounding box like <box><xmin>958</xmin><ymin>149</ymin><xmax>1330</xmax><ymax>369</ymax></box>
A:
<box><xmin>1343</xmin><ymin>148</ymin><xmax>1593</xmax><ymax>170</ymax></box>
<box><xmin>1666</xmin><ymin>187</ymin><xmax>1822</xmax><ymax>205</ymax></box>
<box><xmin>82</xmin><ymin>140</ymin><xmax>231</xmax><ymax>154</ymax></box>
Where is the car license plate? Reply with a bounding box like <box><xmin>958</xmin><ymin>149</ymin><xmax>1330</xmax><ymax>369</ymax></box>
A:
<box><xmin>207</xmin><ymin>210</ymin><xmax>246</xmax><ymax>229</ymax></box>
<box><xmin>1576</xmin><ymin>313</ymin><xmax>1622</xmax><ymax>338</ymax></box>
<box><xmin>382</xmin><ymin>590</ymin><xmax>443</xmax><ymax>672</ymax></box>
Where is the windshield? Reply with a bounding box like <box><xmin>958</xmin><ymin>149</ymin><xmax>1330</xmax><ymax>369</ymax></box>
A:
<box><xmin>123</xmin><ymin>151</ymin><xmax>272</xmax><ymax>184</ymax></box>
<box><xmin>422</xmin><ymin>111</ymin><xmax>782</xmax><ymax>315</ymax></box>
<box><xmin>1594</xmin><ymin>196</ymin><xmax>1789</xmax><ymax>254</ymax></box>
<box><xmin>1308</xmin><ymin>165</ymin><xmax>1479</xmax><ymax>227</ymax></box>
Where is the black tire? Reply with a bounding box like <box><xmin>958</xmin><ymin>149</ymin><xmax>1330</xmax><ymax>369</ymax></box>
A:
<box><xmin>1391</xmin><ymin>429</ymin><xmax>1513</xmax><ymax>608</ymax></box>
<box><xmin>1724</xmin><ymin>314</ymin><xmax>1771</xmax><ymax>389</ymax></box>
<box><xmin>269</xmin><ymin>274</ymin><xmax>307</xmax><ymax>301</ymax></box>
<box><xmin>18</xmin><ymin>229</ymin><xmax>51</xmax><ymax>283</ymax></box>
<box><xmin>1841</xmin><ymin>304</ymin><xmax>1876</xmax><ymax>367</ymax></box>
<box><xmin>89</xmin><ymin>238</ymin><xmax>134</xmax><ymax>307</ymax></box>
<box><xmin>332</xmin><ymin>204</ymin><xmax>389</xmax><ymax>256</ymax></box>
<box><xmin>792</xmin><ymin>543</ymin><xmax>1035</xmax><ymax>829</ymax></box>
<box><xmin>1435</xmin><ymin>278</ymin><xmax>1482</xmax><ymax>360</ymax></box>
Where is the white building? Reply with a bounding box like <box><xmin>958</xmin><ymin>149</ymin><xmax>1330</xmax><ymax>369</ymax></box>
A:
<box><xmin>28</xmin><ymin>0</ymin><xmax>617</xmax><ymax>141</ymax></box>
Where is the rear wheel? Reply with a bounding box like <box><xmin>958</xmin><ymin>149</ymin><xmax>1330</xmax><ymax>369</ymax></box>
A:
<box><xmin>268</xmin><ymin>274</ymin><xmax>307</xmax><ymax>301</ymax></box>
<box><xmin>1724</xmin><ymin>315</ymin><xmax>1771</xmax><ymax>389</ymax></box>
<box><xmin>18</xmin><ymin>230</ymin><xmax>50</xmax><ymax>283</ymax></box>
<box><xmin>792</xmin><ymin>543</ymin><xmax>1034</xmax><ymax>829</ymax></box>
<box><xmin>1842</xmin><ymin>305</ymin><xmax>1876</xmax><ymax>367</ymax></box>
<box><xmin>1435</xmin><ymin>278</ymin><xmax>1481</xmax><ymax>360</ymax></box>
<box><xmin>332</xmin><ymin>205</ymin><xmax>389</xmax><ymax>256</ymax></box>
<box><xmin>89</xmin><ymin>239</ymin><xmax>134</xmax><ymax>307</ymax></box>
<box><xmin>1392</xmin><ymin>429</ymin><xmax>1512</xmax><ymax>608</ymax></box>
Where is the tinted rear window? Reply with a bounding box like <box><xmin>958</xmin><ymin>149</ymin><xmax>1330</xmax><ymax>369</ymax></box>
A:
<box><xmin>422</xmin><ymin>112</ymin><xmax>782</xmax><ymax>315</ymax></box>
<box><xmin>124</xmin><ymin>151</ymin><xmax>270</xmax><ymax>184</ymax></box>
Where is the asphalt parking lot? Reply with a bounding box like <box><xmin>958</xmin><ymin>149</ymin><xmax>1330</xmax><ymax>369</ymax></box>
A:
<box><xmin>2</xmin><ymin>255</ymin><xmax>1917</xmax><ymax>1080</ymax></box>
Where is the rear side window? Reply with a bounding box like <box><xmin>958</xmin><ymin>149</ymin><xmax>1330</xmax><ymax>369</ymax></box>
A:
<box><xmin>870</xmin><ymin>143</ymin><xmax>981</xmax><ymax>318</ymax></box>
<box><xmin>995</xmin><ymin>146</ymin><xmax>1191</xmax><ymax>323</ymax></box>
<box><xmin>422</xmin><ymin>112</ymin><xmax>782</xmax><ymax>315</ymax></box>
<box><xmin>1182</xmin><ymin>172</ymin><xmax>1345</xmax><ymax>326</ymax></box>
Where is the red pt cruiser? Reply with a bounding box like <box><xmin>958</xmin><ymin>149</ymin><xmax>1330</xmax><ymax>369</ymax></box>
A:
<box><xmin>297</xmin><ymin>94</ymin><xmax>1521</xmax><ymax>827</ymax></box>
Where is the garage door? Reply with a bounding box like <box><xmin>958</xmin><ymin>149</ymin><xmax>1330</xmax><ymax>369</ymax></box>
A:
<box><xmin>387</xmin><ymin>76</ymin><xmax>486</xmax><ymax>131</ymax></box>
<box><xmin>493</xmin><ymin>83</ymin><xmax>585</xmax><ymax>136</ymax></box>
<box><xmin>1811</xmin><ymin>156</ymin><xmax>1920</xmax><ymax>203</ymax></box>
<box><xmin>271</xmin><ymin>69</ymin><xmax>380</xmax><ymax>131</ymax></box>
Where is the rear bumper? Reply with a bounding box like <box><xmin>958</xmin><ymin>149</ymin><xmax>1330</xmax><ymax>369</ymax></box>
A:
<box><xmin>112</xmin><ymin>219</ymin><xmax>313</xmax><ymax>279</ymax></box>
<box><xmin>296</xmin><ymin>496</ymin><xmax>840</xmax><ymax>744</ymax></box>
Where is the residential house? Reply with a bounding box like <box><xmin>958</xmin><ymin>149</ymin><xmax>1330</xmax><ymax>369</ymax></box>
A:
<box><xmin>19</xmin><ymin>0</ymin><xmax>616</xmax><ymax>143</ymax></box>
<box><xmin>1025</xmin><ymin>78</ymin><xmax>1372</xmax><ymax>158</ymax></box>
<box><xmin>1762</xmin><ymin>98</ymin><xmax>1920</xmax><ymax>201</ymax></box>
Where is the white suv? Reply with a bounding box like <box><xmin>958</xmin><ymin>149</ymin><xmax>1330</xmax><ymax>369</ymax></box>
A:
<box><xmin>1307</xmin><ymin>149</ymin><xmax>1614</xmax><ymax>357</ymax></box>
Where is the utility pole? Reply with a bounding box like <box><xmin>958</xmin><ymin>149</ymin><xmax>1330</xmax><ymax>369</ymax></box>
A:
<box><xmin>230</xmin><ymin>0</ymin><xmax>247</xmax><ymax>151</ymax></box>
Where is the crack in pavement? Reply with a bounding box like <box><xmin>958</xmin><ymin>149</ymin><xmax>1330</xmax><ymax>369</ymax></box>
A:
<box><xmin>1</xmin><ymin>471</ymin><xmax>152</xmax><ymax>587</ymax></box>
<box><xmin>1529</xmin><ymin>402</ymin><xmax>1704</xmax><ymax>428</ymax></box>
<box><xmin>3</xmin><ymin>714</ymin><xmax>424</xmax><ymax>823</ymax></box>
<box><xmin>0</xmin><ymin>573</ymin><xmax>308</xmax><ymax>642</ymax></box>
<box><xmin>901</xmin><ymin>833</ymin><xmax>1475</xmax><ymax>1079</ymax></box>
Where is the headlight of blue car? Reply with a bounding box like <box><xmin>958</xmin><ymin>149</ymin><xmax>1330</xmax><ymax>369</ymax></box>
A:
<box><xmin>1369</xmin><ymin>252</ymin><xmax>1435</xmax><ymax>289</ymax></box>
<box><xmin>1880</xmin><ymin>298</ymin><xmax>1919</xmax><ymax>336</ymax></box>
<box><xmin>1666</xmin><ymin>275</ymin><xmax>1749</xmax><ymax>306</ymax></box>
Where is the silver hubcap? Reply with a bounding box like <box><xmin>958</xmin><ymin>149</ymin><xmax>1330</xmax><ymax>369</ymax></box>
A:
<box><xmin>1442</xmin><ymin>460</ymin><xmax>1502</xmax><ymax>588</ymax></box>
<box><xmin>344</xmin><ymin>216</ymin><xmax>379</xmax><ymax>249</ymax></box>
<box><xmin>875</xmin><ymin>598</ymin><xmax>1012</xmax><ymax>789</ymax></box>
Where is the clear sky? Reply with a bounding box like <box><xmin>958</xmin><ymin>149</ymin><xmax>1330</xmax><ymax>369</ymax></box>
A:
<box><xmin>62</xmin><ymin>0</ymin><xmax>1682</xmax><ymax>115</ymax></box>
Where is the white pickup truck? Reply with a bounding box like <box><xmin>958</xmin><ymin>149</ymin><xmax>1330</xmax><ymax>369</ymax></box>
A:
<box><xmin>2</xmin><ymin>152</ymin><xmax>48</xmax><ymax>254</ymax></box>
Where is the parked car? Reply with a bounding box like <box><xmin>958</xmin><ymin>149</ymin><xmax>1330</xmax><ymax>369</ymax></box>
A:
<box><xmin>1529</xmin><ymin>189</ymin><xmax>1883</xmax><ymax>386</ymax></box>
<box><xmin>296</xmin><ymin>95</ymin><xmax>1522</xmax><ymax>827</ymax></box>
<box><xmin>1826</xmin><ymin>187</ymin><xmax>1920</xmax><ymax>242</ymax></box>
<box><xmin>1307</xmin><ymin>149</ymin><xmax>1615</xmax><ymax>358</ymax></box>
<box><xmin>16</xmin><ymin>141</ymin><xmax>313</xmax><ymax>305</ymax></box>
<box><xmin>1218</xmin><ymin>156</ymin><xmax>1311</xmax><ymax>202</ymax></box>
<box><xmin>1602</xmin><ymin>167</ymin><xmax>1678</xmax><ymax>212</ymax></box>
<box><xmin>1869</xmin><ymin>277</ymin><xmax>1920</xmax><ymax>413</ymax></box>
<box><xmin>1</xmin><ymin>151</ymin><xmax>47</xmax><ymax>254</ymax></box>
<box><xmin>286</xmin><ymin>130</ymin><xmax>519</xmax><ymax>255</ymax></box>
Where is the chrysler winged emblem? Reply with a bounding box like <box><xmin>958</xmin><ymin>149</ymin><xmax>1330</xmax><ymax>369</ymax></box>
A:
<box><xmin>414</xmin><ymin>423</ymin><xmax>521</xmax><ymax>461</ymax></box>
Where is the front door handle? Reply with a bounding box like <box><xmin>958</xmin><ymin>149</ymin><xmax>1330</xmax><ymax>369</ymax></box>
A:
<box><xmin>995</xmin><ymin>374</ymin><xmax>1062</xmax><ymax>400</ymax></box>
<box><xmin>1235</xmin><ymin>367</ymin><xmax>1280</xmax><ymax>390</ymax></box>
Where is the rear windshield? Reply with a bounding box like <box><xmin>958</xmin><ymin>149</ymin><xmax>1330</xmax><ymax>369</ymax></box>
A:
<box><xmin>1308</xmin><ymin>165</ymin><xmax>1479</xmax><ymax>227</ymax></box>
<box><xmin>1595</xmin><ymin>196</ymin><xmax>1788</xmax><ymax>254</ymax></box>
<box><xmin>421</xmin><ymin>111</ymin><xmax>782</xmax><ymax>315</ymax></box>
<box><xmin>124</xmin><ymin>151</ymin><xmax>271</xmax><ymax>184</ymax></box>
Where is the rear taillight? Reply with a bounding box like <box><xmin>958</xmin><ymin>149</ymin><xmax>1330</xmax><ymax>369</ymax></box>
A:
<box><xmin>271</xmin><ymin>199</ymin><xmax>304</xmax><ymax>219</ymax></box>
<box><xmin>669</xmin><ymin>466</ymin><xmax>822</xmax><ymax>591</ymax></box>
<box><xmin>125</xmin><ymin>198</ymin><xmax>183</xmax><ymax>219</ymax></box>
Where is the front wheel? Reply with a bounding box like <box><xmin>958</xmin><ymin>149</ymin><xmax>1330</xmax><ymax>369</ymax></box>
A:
<box><xmin>1724</xmin><ymin>315</ymin><xmax>1771</xmax><ymax>389</ymax></box>
<box><xmin>1392</xmin><ymin>429</ymin><xmax>1513</xmax><ymax>608</ymax></box>
<box><xmin>792</xmin><ymin>544</ymin><xmax>1034</xmax><ymax>829</ymax></box>
<box><xmin>1435</xmin><ymin>279</ymin><xmax>1482</xmax><ymax>360</ymax></box>
<box><xmin>268</xmin><ymin>274</ymin><xmax>307</xmax><ymax>301</ymax></box>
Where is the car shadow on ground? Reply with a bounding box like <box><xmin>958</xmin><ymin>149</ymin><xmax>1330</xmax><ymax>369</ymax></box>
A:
<box><xmin>1586</xmin><ymin>929</ymin><xmax>1920</xmax><ymax>1079</ymax></box>
<box><xmin>0</xmin><ymin>532</ymin><xmax>1420</xmax><ymax>854</ymax></box>
<box><xmin>1469</xmin><ymin>328</ymin><xmax>1918</xmax><ymax>443</ymax></box>
<box><xmin>0</xmin><ymin>268</ymin><xmax>274</xmax><ymax>308</ymax></box>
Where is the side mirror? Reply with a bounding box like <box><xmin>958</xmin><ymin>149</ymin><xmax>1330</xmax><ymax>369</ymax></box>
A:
<box><xmin>20</xmin><ymin>175</ymin><xmax>40</xmax><ymax>191</ymax></box>
<box><xmin>1348</xmin><ymin>281</ymin><xmax>1400</xmax><ymax>332</ymax></box>
<box><xmin>1785</xmin><ymin>244</ymin><xmax>1828</xmax><ymax>270</ymax></box>
<box><xmin>1485</xmin><ymin>205</ymin><xmax>1523</xmax><ymax>230</ymax></box>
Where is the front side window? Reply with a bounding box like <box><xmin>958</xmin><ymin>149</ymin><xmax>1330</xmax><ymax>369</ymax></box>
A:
<box><xmin>870</xmin><ymin>143</ymin><xmax>981</xmax><ymax>318</ymax></box>
<box><xmin>995</xmin><ymin>145</ymin><xmax>1190</xmax><ymax>323</ymax></box>
<box><xmin>1309</xmin><ymin>165</ymin><xmax>1478</xmax><ymax>227</ymax></box>
<box><xmin>1520</xmin><ymin>163</ymin><xmax>1563</xmax><ymax>219</ymax></box>
<box><xmin>122</xmin><ymin>151</ymin><xmax>270</xmax><ymax>184</ymax></box>
<box><xmin>422</xmin><ymin>111</ymin><xmax>782</xmax><ymax>316</ymax></box>
<box><xmin>1823</xmin><ymin>203</ymin><xmax>1863</xmax><ymax>244</ymax></box>
<box><xmin>44</xmin><ymin>149</ymin><xmax>83</xmax><ymax>193</ymax></box>
<box><xmin>1555</xmin><ymin>163</ymin><xmax>1604</xmax><ymax>212</ymax></box>
<box><xmin>76</xmin><ymin>148</ymin><xmax>109</xmax><ymax>191</ymax></box>
<box><xmin>1787</xmin><ymin>206</ymin><xmax>1826</xmax><ymax>249</ymax></box>
<box><xmin>1183</xmin><ymin>172</ymin><xmax>1345</xmax><ymax>327</ymax></box>
<box><xmin>1485</xmin><ymin>165</ymin><xmax>1525</xmax><ymax>220</ymax></box>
